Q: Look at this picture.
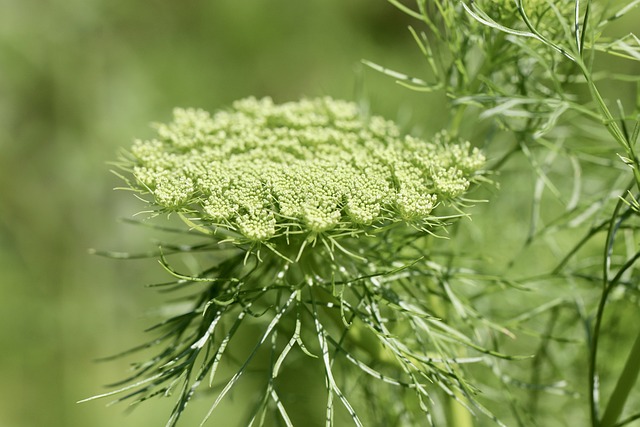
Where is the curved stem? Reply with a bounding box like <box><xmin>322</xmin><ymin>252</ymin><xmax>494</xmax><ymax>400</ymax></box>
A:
<box><xmin>600</xmin><ymin>327</ymin><xmax>640</xmax><ymax>427</ymax></box>
<box><xmin>589</xmin><ymin>183</ymin><xmax>635</xmax><ymax>426</ymax></box>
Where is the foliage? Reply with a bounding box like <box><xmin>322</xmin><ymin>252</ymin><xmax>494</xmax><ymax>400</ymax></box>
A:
<box><xmin>366</xmin><ymin>0</ymin><xmax>640</xmax><ymax>426</ymax></box>
<box><xmin>86</xmin><ymin>0</ymin><xmax>640</xmax><ymax>426</ymax></box>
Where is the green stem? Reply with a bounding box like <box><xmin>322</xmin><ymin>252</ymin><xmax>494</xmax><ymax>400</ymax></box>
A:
<box><xmin>576</xmin><ymin>60</ymin><xmax>640</xmax><ymax>192</ymax></box>
<box><xmin>590</xmin><ymin>192</ymin><xmax>627</xmax><ymax>426</ymax></box>
<box><xmin>589</xmin><ymin>184</ymin><xmax>636</xmax><ymax>426</ymax></box>
<box><xmin>448</xmin><ymin>394</ymin><xmax>474</xmax><ymax>427</ymax></box>
<box><xmin>600</xmin><ymin>329</ymin><xmax>640</xmax><ymax>427</ymax></box>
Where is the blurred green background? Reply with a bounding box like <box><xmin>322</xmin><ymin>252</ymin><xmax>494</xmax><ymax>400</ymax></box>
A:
<box><xmin>1</xmin><ymin>1</ymin><xmax>639</xmax><ymax>426</ymax></box>
<box><xmin>0</xmin><ymin>1</ymin><xmax>436</xmax><ymax>426</ymax></box>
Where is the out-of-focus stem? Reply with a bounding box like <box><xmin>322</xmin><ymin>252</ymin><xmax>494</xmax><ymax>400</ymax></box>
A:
<box><xmin>449</xmin><ymin>395</ymin><xmax>474</xmax><ymax>427</ymax></box>
<box><xmin>600</xmin><ymin>328</ymin><xmax>640</xmax><ymax>427</ymax></box>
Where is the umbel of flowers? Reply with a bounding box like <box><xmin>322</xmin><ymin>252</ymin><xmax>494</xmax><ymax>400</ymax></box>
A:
<box><xmin>130</xmin><ymin>97</ymin><xmax>483</xmax><ymax>245</ymax></box>
<box><xmin>103</xmin><ymin>97</ymin><xmax>487</xmax><ymax>426</ymax></box>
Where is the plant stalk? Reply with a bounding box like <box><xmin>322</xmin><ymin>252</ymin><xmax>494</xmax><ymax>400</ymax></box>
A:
<box><xmin>600</xmin><ymin>328</ymin><xmax>640</xmax><ymax>427</ymax></box>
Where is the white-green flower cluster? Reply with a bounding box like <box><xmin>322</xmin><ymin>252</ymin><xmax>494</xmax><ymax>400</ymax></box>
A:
<box><xmin>128</xmin><ymin>97</ymin><xmax>484</xmax><ymax>241</ymax></box>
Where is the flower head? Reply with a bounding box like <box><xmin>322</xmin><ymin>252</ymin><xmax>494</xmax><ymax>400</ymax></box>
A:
<box><xmin>126</xmin><ymin>97</ymin><xmax>484</xmax><ymax>245</ymax></box>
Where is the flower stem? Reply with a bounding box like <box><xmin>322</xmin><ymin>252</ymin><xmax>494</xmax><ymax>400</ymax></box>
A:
<box><xmin>600</xmin><ymin>327</ymin><xmax>640</xmax><ymax>427</ymax></box>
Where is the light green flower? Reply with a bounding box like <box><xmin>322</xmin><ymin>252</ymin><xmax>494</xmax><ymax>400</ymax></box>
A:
<box><xmin>125</xmin><ymin>97</ymin><xmax>485</xmax><ymax>245</ymax></box>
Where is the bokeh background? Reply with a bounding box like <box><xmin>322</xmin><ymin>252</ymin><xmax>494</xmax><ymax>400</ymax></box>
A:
<box><xmin>1</xmin><ymin>1</ymin><xmax>639</xmax><ymax>427</ymax></box>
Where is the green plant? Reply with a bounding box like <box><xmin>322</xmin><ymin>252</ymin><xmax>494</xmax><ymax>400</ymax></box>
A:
<box><xmin>367</xmin><ymin>0</ymin><xmax>640</xmax><ymax>425</ymax></box>
<box><xmin>84</xmin><ymin>97</ymin><xmax>501</xmax><ymax>426</ymax></box>
<box><xmin>86</xmin><ymin>1</ymin><xmax>640</xmax><ymax>426</ymax></box>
